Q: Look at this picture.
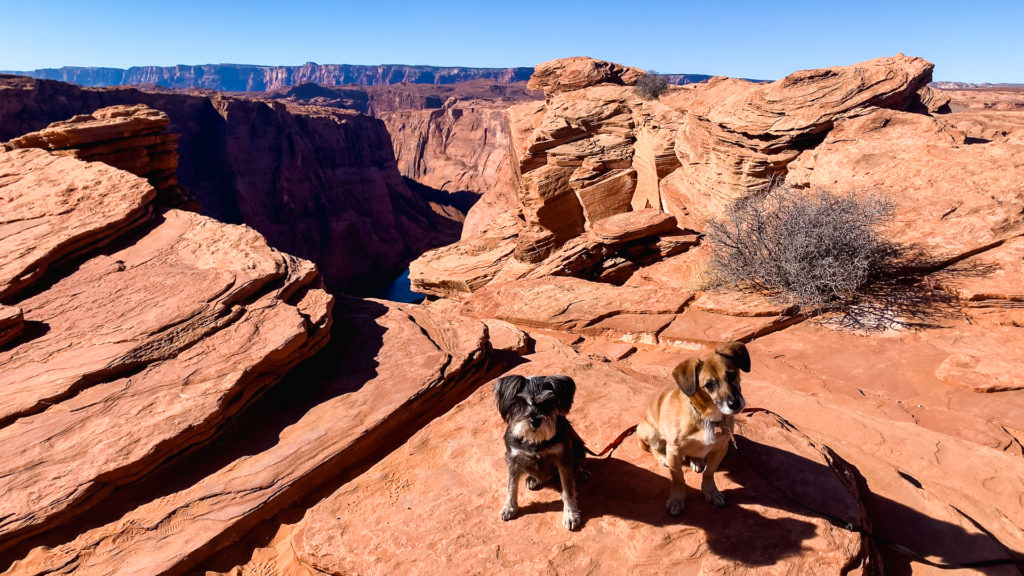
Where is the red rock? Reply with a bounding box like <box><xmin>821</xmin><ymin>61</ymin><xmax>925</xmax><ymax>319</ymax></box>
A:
<box><xmin>408</xmin><ymin>212</ymin><xmax>521</xmax><ymax>299</ymax></box>
<box><xmin>527</xmin><ymin>57</ymin><xmax>644</xmax><ymax>96</ymax></box>
<box><xmin>691</xmin><ymin>290</ymin><xmax>799</xmax><ymax>317</ymax></box>
<box><xmin>288</xmin><ymin>342</ymin><xmax>867</xmax><ymax>575</ymax></box>
<box><xmin>588</xmin><ymin>208</ymin><xmax>678</xmax><ymax>243</ymax></box>
<box><xmin>912</xmin><ymin>85</ymin><xmax>952</xmax><ymax>114</ymax></box>
<box><xmin>580</xmin><ymin>313</ymin><xmax>677</xmax><ymax>344</ymax></box>
<box><xmin>658</xmin><ymin>309</ymin><xmax>803</xmax><ymax>349</ymax></box>
<box><xmin>751</xmin><ymin>321</ymin><xmax>1024</xmax><ymax>570</ymax></box>
<box><xmin>673</xmin><ymin>54</ymin><xmax>934</xmax><ymax>224</ymax></box>
<box><xmin>4</xmin><ymin>104</ymin><xmax>193</xmax><ymax>209</ymax></box>
<box><xmin>0</xmin><ymin>209</ymin><xmax>331</xmax><ymax>550</ymax></box>
<box><xmin>580</xmin><ymin>338</ymin><xmax>636</xmax><ymax>361</ymax></box>
<box><xmin>938</xmin><ymin>237</ymin><xmax>1024</xmax><ymax>301</ymax></box>
<box><xmin>0</xmin><ymin>305</ymin><xmax>22</xmax><ymax>347</ymax></box>
<box><xmin>0</xmin><ymin>148</ymin><xmax>154</xmax><ymax>300</ymax></box>
<box><xmin>571</xmin><ymin>167</ymin><xmax>637</xmax><ymax>225</ymax></box>
<box><xmin>464</xmin><ymin>276</ymin><xmax>693</xmax><ymax>332</ymax></box>
<box><xmin>4</xmin><ymin>297</ymin><xmax>493</xmax><ymax>576</ymax></box>
<box><xmin>935</xmin><ymin>353</ymin><xmax>1023</xmax><ymax>392</ymax></box>
<box><xmin>376</xmin><ymin>99</ymin><xmax>520</xmax><ymax>231</ymax></box>
<box><xmin>482</xmin><ymin>318</ymin><xmax>531</xmax><ymax>354</ymax></box>
<box><xmin>786</xmin><ymin>108</ymin><xmax>1024</xmax><ymax>264</ymax></box>
<box><xmin>0</xmin><ymin>75</ymin><xmax>460</xmax><ymax>293</ymax></box>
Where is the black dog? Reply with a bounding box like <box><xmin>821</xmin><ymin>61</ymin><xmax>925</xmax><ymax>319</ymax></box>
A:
<box><xmin>494</xmin><ymin>374</ymin><xmax>588</xmax><ymax>530</ymax></box>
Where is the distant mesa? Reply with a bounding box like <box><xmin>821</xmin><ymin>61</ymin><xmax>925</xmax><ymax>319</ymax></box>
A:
<box><xmin>2</xmin><ymin>62</ymin><xmax>720</xmax><ymax>91</ymax></box>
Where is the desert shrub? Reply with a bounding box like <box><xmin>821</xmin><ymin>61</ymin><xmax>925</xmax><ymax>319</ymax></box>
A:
<box><xmin>704</xmin><ymin>183</ymin><xmax>898</xmax><ymax>310</ymax></box>
<box><xmin>634</xmin><ymin>70</ymin><xmax>669</xmax><ymax>100</ymax></box>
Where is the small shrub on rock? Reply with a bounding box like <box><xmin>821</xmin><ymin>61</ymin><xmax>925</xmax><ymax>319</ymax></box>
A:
<box><xmin>634</xmin><ymin>70</ymin><xmax>669</xmax><ymax>100</ymax></box>
<box><xmin>704</xmin><ymin>183</ymin><xmax>899</xmax><ymax>311</ymax></box>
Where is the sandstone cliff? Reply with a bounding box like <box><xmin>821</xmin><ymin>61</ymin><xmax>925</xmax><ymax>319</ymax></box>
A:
<box><xmin>0</xmin><ymin>75</ymin><xmax>460</xmax><ymax>293</ymax></box>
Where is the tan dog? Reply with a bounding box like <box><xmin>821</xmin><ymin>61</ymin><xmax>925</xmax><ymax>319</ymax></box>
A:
<box><xmin>637</xmin><ymin>342</ymin><xmax>750</xmax><ymax>515</ymax></box>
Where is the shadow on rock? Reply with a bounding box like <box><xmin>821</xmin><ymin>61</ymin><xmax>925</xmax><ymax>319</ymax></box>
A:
<box><xmin>578</xmin><ymin>451</ymin><xmax>818</xmax><ymax>567</ymax></box>
<box><xmin>829</xmin><ymin>258</ymin><xmax>1001</xmax><ymax>332</ymax></box>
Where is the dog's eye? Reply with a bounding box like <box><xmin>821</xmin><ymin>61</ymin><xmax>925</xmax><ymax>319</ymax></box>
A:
<box><xmin>704</xmin><ymin>380</ymin><xmax>718</xmax><ymax>392</ymax></box>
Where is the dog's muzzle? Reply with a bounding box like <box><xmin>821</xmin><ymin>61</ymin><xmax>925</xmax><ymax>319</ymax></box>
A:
<box><xmin>724</xmin><ymin>395</ymin><xmax>745</xmax><ymax>414</ymax></box>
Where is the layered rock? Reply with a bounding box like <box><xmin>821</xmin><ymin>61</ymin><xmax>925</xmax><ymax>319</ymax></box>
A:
<box><xmin>785</xmin><ymin>108</ymin><xmax>1024</xmax><ymax>263</ymax></box>
<box><xmin>0</xmin><ymin>75</ymin><xmax>460</xmax><ymax>293</ymax></box>
<box><xmin>0</xmin><ymin>146</ymin><xmax>332</xmax><ymax>555</ymax></box>
<box><xmin>0</xmin><ymin>148</ymin><xmax>154</xmax><ymax>300</ymax></box>
<box><xmin>0</xmin><ymin>305</ymin><xmax>22</xmax><ymax>347</ymax></box>
<box><xmin>5</xmin><ymin>295</ymin><xmax>497</xmax><ymax>576</ymax></box>
<box><xmin>528</xmin><ymin>56</ymin><xmax>644</xmax><ymax>95</ymax></box>
<box><xmin>670</xmin><ymin>54</ymin><xmax>934</xmax><ymax>226</ymax></box>
<box><xmin>377</xmin><ymin>98</ymin><xmax>520</xmax><ymax>234</ymax></box>
<box><xmin>4</xmin><ymin>104</ymin><xmax>194</xmax><ymax>209</ymax></box>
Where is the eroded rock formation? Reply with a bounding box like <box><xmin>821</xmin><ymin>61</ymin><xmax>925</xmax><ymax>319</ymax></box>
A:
<box><xmin>0</xmin><ymin>144</ymin><xmax>332</xmax><ymax>555</ymax></box>
<box><xmin>3</xmin><ymin>104</ymin><xmax>194</xmax><ymax>209</ymax></box>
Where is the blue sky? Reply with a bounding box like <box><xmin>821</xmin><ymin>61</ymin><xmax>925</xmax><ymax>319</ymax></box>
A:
<box><xmin>1</xmin><ymin>0</ymin><xmax>1021</xmax><ymax>82</ymax></box>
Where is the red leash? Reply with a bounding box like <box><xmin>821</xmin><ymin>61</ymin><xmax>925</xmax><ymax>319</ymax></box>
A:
<box><xmin>578</xmin><ymin>407</ymin><xmax>768</xmax><ymax>459</ymax></box>
<box><xmin>577</xmin><ymin>424</ymin><xmax>638</xmax><ymax>458</ymax></box>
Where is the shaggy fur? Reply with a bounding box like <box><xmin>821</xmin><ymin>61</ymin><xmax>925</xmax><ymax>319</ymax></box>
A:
<box><xmin>494</xmin><ymin>374</ymin><xmax>589</xmax><ymax>530</ymax></box>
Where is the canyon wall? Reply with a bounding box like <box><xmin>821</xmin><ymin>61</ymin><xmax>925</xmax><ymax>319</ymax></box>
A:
<box><xmin>0</xmin><ymin>74</ymin><xmax>460</xmax><ymax>293</ymax></box>
<box><xmin>263</xmin><ymin>80</ymin><xmax>542</xmax><ymax>237</ymax></box>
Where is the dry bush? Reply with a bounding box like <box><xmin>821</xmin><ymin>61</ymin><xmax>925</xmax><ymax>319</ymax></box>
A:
<box><xmin>704</xmin><ymin>183</ymin><xmax>899</xmax><ymax>311</ymax></box>
<box><xmin>634</xmin><ymin>70</ymin><xmax>669</xmax><ymax>100</ymax></box>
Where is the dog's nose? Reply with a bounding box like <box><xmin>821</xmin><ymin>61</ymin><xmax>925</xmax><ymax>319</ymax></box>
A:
<box><xmin>727</xmin><ymin>397</ymin><xmax>743</xmax><ymax>411</ymax></box>
<box><xmin>530</xmin><ymin>417</ymin><xmax>542</xmax><ymax>429</ymax></box>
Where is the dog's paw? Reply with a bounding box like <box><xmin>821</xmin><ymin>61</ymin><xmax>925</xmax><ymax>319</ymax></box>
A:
<box><xmin>665</xmin><ymin>495</ymin><xmax>687</xmax><ymax>516</ymax></box>
<box><xmin>577</xmin><ymin>467</ymin><xmax>591</xmax><ymax>483</ymax></box>
<box><xmin>704</xmin><ymin>488</ymin><xmax>726</xmax><ymax>507</ymax></box>
<box><xmin>525</xmin><ymin>476</ymin><xmax>542</xmax><ymax>491</ymax></box>
<box><xmin>563</xmin><ymin>509</ymin><xmax>582</xmax><ymax>530</ymax></box>
<box><xmin>499</xmin><ymin>504</ymin><xmax>518</xmax><ymax>521</ymax></box>
<box><xmin>688</xmin><ymin>457</ymin><xmax>706</xmax><ymax>473</ymax></box>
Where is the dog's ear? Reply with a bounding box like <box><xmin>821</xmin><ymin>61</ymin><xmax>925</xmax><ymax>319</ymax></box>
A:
<box><xmin>672</xmin><ymin>358</ymin><xmax>701</xmax><ymax>396</ymax></box>
<box><xmin>544</xmin><ymin>375</ymin><xmax>576</xmax><ymax>413</ymax></box>
<box><xmin>715</xmin><ymin>341</ymin><xmax>750</xmax><ymax>373</ymax></box>
<box><xmin>494</xmin><ymin>375</ymin><xmax>526</xmax><ymax>421</ymax></box>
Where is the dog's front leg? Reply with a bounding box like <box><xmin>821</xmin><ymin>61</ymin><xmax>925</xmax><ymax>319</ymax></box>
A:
<box><xmin>665</xmin><ymin>446</ymin><xmax>687</xmax><ymax>516</ymax></box>
<box><xmin>701</xmin><ymin>444</ymin><xmax>728</xmax><ymax>507</ymax></box>
<box><xmin>556</xmin><ymin>462</ymin><xmax>581</xmax><ymax>530</ymax></box>
<box><xmin>500</xmin><ymin>461</ymin><xmax>523</xmax><ymax>521</ymax></box>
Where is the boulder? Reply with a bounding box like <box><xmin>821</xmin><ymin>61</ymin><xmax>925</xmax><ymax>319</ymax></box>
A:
<box><xmin>528</xmin><ymin>57</ymin><xmax>644</xmax><ymax>96</ymax></box>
